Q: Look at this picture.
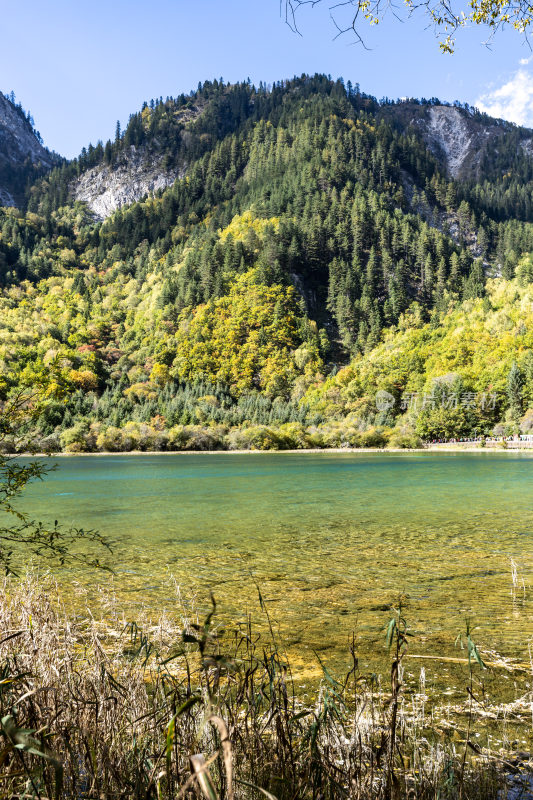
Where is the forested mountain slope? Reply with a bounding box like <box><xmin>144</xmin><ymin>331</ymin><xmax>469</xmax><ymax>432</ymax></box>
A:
<box><xmin>305</xmin><ymin>271</ymin><xmax>533</xmax><ymax>441</ymax></box>
<box><xmin>2</xmin><ymin>75</ymin><xmax>533</xmax><ymax>450</ymax></box>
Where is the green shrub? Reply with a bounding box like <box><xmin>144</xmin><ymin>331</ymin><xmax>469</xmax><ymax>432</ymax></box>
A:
<box><xmin>168</xmin><ymin>425</ymin><xmax>225</xmax><ymax>451</ymax></box>
<box><xmin>388</xmin><ymin>431</ymin><xmax>422</xmax><ymax>449</ymax></box>
<box><xmin>360</xmin><ymin>427</ymin><xmax>389</xmax><ymax>448</ymax></box>
<box><xmin>60</xmin><ymin>423</ymin><xmax>91</xmax><ymax>453</ymax></box>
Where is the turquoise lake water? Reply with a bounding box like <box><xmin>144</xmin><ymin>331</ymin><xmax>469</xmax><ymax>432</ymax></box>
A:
<box><xmin>16</xmin><ymin>451</ymin><xmax>533</xmax><ymax>675</ymax></box>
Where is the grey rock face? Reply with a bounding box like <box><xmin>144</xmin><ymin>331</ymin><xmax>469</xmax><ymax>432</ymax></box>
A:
<box><xmin>0</xmin><ymin>93</ymin><xmax>54</xmax><ymax>168</ymax></box>
<box><xmin>427</xmin><ymin>107</ymin><xmax>475</xmax><ymax>178</ymax></box>
<box><xmin>0</xmin><ymin>91</ymin><xmax>56</xmax><ymax>205</ymax></box>
<box><xmin>418</xmin><ymin>104</ymin><xmax>533</xmax><ymax>180</ymax></box>
<box><xmin>72</xmin><ymin>146</ymin><xmax>185</xmax><ymax>220</ymax></box>
<box><xmin>423</xmin><ymin>106</ymin><xmax>493</xmax><ymax>178</ymax></box>
<box><xmin>521</xmin><ymin>137</ymin><xmax>533</xmax><ymax>158</ymax></box>
<box><xmin>0</xmin><ymin>186</ymin><xmax>15</xmax><ymax>207</ymax></box>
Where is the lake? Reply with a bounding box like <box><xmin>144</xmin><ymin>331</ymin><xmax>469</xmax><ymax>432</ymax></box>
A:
<box><xmin>16</xmin><ymin>451</ymin><xmax>533</xmax><ymax>680</ymax></box>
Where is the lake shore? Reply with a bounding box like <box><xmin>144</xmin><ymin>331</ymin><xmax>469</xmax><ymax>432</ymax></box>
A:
<box><xmin>11</xmin><ymin>444</ymin><xmax>533</xmax><ymax>456</ymax></box>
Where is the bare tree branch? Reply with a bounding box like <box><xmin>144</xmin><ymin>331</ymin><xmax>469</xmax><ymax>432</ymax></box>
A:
<box><xmin>0</xmin><ymin>379</ymin><xmax>113</xmax><ymax>575</ymax></box>
<box><xmin>282</xmin><ymin>0</ymin><xmax>533</xmax><ymax>51</ymax></box>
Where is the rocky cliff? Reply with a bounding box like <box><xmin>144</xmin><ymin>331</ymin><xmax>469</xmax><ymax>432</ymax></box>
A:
<box><xmin>73</xmin><ymin>146</ymin><xmax>185</xmax><ymax>220</ymax></box>
<box><xmin>418</xmin><ymin>104</ymin><xmax>527</xmax><ymax>179</ymax></box>
<box><xmin>0</xmin><ymin>92</ymin><xmax>58</xmax><ymax>206</ymax></box>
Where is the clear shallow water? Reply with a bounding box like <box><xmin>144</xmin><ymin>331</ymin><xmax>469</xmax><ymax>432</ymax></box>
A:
<box><xmin>16</xmin><ymin>452</ymin><xmax>533</xmax><ymax>674</ymax></box>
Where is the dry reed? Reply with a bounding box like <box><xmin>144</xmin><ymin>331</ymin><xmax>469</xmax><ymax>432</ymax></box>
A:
<box><xmin>0</xmin><ymin>575</ymin><xmax>529</xmax><ymax>800</ymax></box>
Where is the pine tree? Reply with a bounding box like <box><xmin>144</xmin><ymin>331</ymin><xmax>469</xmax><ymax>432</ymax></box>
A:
<box><xmin>507</xmin><ymin>362</ymin><xmax>524</xmax><ymax>422</ymax></box>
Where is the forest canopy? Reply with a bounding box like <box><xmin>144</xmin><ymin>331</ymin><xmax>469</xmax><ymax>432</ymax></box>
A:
<box><xmin>2</xmin><ymin>76</ymin><xmax>533</xmax><ymax>451</ymax></box>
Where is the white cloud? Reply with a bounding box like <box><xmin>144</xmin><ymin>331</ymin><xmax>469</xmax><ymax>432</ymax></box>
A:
<box><xmin>476</xmin><ymin>66</ymin><xmax>533</xmax><ymax>127</ymax></box>
<box><xmin>519</xmin><ymin>56</ymin><xmax>533</xmax><ymax>66</ymax></box>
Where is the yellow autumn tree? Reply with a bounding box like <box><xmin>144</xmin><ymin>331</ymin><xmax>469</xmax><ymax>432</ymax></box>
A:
<box><xmin>172</xmin><ymin>270</ymin><xmax>323</xmax><ymax>396</ymax></box>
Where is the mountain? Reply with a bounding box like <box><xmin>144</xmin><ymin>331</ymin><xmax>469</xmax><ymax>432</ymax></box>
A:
<box><xmin>1</xmin><ymin>75</ymin><xmax>533</xmax><ymax>451</ymax></box>
<box><xmin>21</xmin><ymin>86</ymin><xmax>533</xmax><ymax>220</ymax></box>
<box><xmin>0</xmin><ymin>91</ymin><xmax>59</xmax><ymax>207</ymax></box>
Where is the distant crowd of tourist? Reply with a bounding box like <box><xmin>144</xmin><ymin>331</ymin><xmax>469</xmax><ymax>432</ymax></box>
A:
<box><xmin>429</xmin><ymin>435</ymin><xmax>533</xmax><ymax>444</ymax></box>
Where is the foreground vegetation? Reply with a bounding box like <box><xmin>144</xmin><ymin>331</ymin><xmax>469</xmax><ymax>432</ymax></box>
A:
<box><xmin>1</xmin><ymin>576</ymin><xmax>531</xmax><ymax>800</ymax></box>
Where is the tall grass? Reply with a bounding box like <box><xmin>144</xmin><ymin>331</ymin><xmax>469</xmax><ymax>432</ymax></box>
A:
<box><xmin>0</xmin><ymin>576</ymin><xmax>528</xmax><ymax>799</ymax></box>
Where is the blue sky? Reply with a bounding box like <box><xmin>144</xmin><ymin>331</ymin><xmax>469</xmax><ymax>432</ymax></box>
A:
<box><xmin>2</xmin><ymin>0</ymin><xmax>532</xmax><ymax>157</ymax></box>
